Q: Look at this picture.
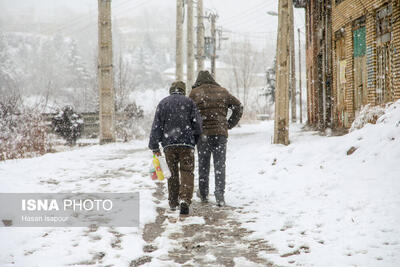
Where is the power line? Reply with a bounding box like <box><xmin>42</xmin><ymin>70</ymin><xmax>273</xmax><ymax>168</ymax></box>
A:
<box><xmin>41</xmin><ymin>0</ymin><xmax>135</xmax><ymax>35</ymax></box>
<box><xmin>45</xmin><ymin>0</ymin><xmax>154</xmax><ymax>36</ymax></box>
<box><xmin>219</xmin><ymin>1</ymin><xmax>270</xmax><ymax>23</ymax></box>
<box><xmin>223</xmin><ymin>13</ymin><xmax>276</xmax><ymax>29</ymax></box>
<box><xmin>55</xmin><ymin>0</ymin><xmax>157</xmax><ymax>37</ymax></box>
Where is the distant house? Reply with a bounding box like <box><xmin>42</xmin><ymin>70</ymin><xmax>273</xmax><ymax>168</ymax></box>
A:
<box><xmin>295</xmin><ymin>0</ymin><xmax>400</xmax><ymax>130</ymax></box>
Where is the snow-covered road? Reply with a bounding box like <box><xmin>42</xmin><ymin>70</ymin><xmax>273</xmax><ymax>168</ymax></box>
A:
<box><xmin>1</xmin><ymin>101</ymin><xmax>399</xmax><ymax>266</ymax></box>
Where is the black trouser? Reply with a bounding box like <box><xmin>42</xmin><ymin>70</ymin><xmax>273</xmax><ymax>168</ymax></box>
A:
<box><xmin>164</xmin><ymin>146</ymin><xmax>195</xmax><ymax>206</ymax></box>
<box><xmin>197</xmin><ymin>135</ymin><xmax>227</xmax><ymax>200</ymax></box>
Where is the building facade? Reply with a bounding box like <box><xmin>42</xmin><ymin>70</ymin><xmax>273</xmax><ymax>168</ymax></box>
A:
<box><xmin>295</xmin><ymin>0</ymin><xmax>333</xmax><ymax>130</ymax></box>
<box><xmin>296</xmin><ymin>0</ymin><xmax>400</xmax><ymax>130</ymax></box>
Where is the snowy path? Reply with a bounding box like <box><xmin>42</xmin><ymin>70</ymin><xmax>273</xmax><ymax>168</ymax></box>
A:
<box><xmin>1</xmin><ymin>103</ymin><xmax>400</xmax><ymax>267</ymax></box>
<box><xmin>137</xmin><ymin>183</ymin><xmax>276</xmax><ymax>267</ymax></box>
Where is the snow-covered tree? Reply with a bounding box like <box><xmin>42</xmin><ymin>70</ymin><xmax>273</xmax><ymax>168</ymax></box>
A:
<box><xmin>115</xmin><ymin>102</ymin><xmax>145</xmax><ymax>142</ymax></box>
<box><xmin>0</xmin><ymin>91</ymin><xmax>50</xmax><ymax>160</ymax></box>
<box><xmin>0</xmin><ymin>33</ymin><xmax>19</xmax><ymax>91</ymax></box>
<box><xmin>264</xmin><ymin>57</ymin><xmax>276</xmax><ymax>103</ymax></box>
<box><xmin>52</xmin><ymin>106</ymin><xmax>84</xmax><ymax>145</ymax></box>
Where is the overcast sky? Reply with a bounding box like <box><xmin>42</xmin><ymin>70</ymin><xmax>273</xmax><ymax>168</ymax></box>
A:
<box><xmin>1</xmin><ymin>0</ymin><xmax>305</xmax><ymax>46</ymax></box>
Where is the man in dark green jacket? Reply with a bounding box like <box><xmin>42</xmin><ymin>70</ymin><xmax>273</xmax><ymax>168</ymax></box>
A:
<box><xmin>189</xmin><ymin>71</ymin><xmax>243</xmax><ymax>206</ymax></box>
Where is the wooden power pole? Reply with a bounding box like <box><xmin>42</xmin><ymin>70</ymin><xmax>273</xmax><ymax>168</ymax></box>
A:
<box><xmin>196</xmin><ymin>0</ymin><xmax>205</xmax><ymax>73</ymax></box>
<box><xmin>289</xmin><ymin>1</ymin><xmax>296</xmax><ymax>123</ymax></box>
<box><xmin>210</xmin><ymin>13</ymin><xmax>217</xmax><ymax>78</ymax></box>
<box><xmin>176</xmin><ymin>0</ymin><xmax>184</xmax><ymax>81</ymax></box>
<box><xmin>187</xmin><ymin>0</ymin><xmax>195</xmax><ymax>91</ymax></box>
<box><xmin>298</xmin><ymin>28</ymin><xmax>303</xmax><ymax>124</ymax></box>
<box><xmin>274</xmin><ymin>0</ymin><xmax>290</xmax><ymax>145</ymax></box>
<box><xmin>98</xmin><ymin>0</ymin><xmax>115</xmax><ymax>144</ymax></box>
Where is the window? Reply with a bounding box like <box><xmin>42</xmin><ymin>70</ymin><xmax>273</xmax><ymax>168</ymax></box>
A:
<box><xmin>376</xmin><ymin>4</ymin><xmax>392</xmax><ymax>45</ymax></box>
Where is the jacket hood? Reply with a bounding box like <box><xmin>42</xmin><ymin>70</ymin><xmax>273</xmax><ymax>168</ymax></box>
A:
<box><xmin>169</xmin><ymin>81</ymin><xmax>186</xmax><ymax>95</ymax></box>
<box><xmin>193</xmin><ymin>70</ymin><xmax>220</xmax><ymax>88</ymax></box>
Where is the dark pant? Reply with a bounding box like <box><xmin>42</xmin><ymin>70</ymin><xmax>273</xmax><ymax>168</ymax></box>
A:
<box><xmin>164</xmin><ymin>146</ymin><xmax>195</xmax><ymax>206</ymax></box>
<box><xmin>197</xmin><ymin>135</ymin><xmax>227</xmax><ymax>200</ymax></box>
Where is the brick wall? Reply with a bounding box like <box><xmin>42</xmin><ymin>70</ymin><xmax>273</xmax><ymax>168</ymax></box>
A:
<box><xmin>331</xmin><ymin>0</ymin><xmax>400</xmax><ymax>128</ymax></box>
<box><xmin>393</xmin><ymin>2</ymin><xmax>400</xmax><ymax>99</ymax></box>
<box><xmin>305</xmin><ymin>0</ymin><xmax>319</xmax><ymax>125</ymax></box>
<box><xmin>366</xmin><ymin>13</ymin><xmax>377</xmax><ymax>104</ymax></box>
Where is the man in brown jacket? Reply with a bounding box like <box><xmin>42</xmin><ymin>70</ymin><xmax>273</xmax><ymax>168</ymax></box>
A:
<box><xmin>189</xmin><ymin>71</ymin><xmax>243</xmax><ymax>206</ymax></box>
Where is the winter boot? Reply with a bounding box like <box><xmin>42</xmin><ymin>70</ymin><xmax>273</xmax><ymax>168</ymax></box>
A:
<box><xmin>180</xmin><ymin>201</ymin><xmax>189</xmax><ymax>215</ymax></box>
<box><xmin>216</xmin><ymin>196</ymin><xmax>225</xmax><ymax>207</ymax></box>
<box><xmin>169</xmin><ymin>200</ymin><xmax>179</xmax><ymax>211</ymax></box>
<box><xmin>196</xmin><ymin>190</ymin><xmax>208</xmax><ymax>203</ymax></box>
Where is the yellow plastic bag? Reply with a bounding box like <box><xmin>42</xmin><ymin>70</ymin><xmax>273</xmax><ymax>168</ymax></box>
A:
<box><xmin>152</xmin><ymin>155</ymin><xmax>164</xmax><ymax>181</ymax></box>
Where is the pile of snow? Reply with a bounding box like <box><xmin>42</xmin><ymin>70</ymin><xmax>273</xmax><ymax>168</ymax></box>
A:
<box><xmin>350</xmin><ymin>103</ymin><xmax>386</xmax><ymax>131</ymax></box>
<box><xmin>225</xmin><ymin>99</ymin><xmax>400</xmax><ymax>266</ymax></box>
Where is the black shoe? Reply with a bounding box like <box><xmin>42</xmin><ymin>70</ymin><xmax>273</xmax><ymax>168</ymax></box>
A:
<box><xmin>201</xmin><ymin>196</ymin><xmax>208</xmax><ymax>203</ymax></box>
<box><xmin>170</xmin><ymin>205</ymin><xmax>177</xmax><ymax>211</ymax></box>
<box><xmin>217</xmin><ymin>200</ymin><xmax>225</xmax><ymax>207</ymax></box>
<box><xmin>196</xmin><ymin>190</ymin><xmax>208</xmax><ymax>203</ymax></box>
<box><xmin>169</xmin><ymin>201</ymin><xmax>179</xmax><ymax>211</ymax></box>
<box><xmin>180</xmin><ymin>201</ymin><xmax>189</xmax><ymax>215</ymax></box>
<box><xmin>216</xmin><ymin>197</ymin><xmax>225</xmax><ymax>207</ymax></box>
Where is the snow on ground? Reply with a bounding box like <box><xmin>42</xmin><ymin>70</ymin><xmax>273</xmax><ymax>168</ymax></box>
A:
<box><xmin>0</xmin><ymin>140</ymin><xmax>158</xmax><ymax>266</ymax></box>
<box><xmin>225</xmin><ymin>100</ymin><xmax>400</xmax><ymax>266</ymax></box>
<box><xmin>0</xmin><ymin>100</ymin><xmax>399</xmax><ymax>266</ymax></box>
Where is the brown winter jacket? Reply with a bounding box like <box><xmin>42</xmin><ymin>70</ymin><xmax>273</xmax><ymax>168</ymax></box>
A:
<box><xmin>189</xmin><ymin>71</ymin><xmax>243</xmax><ymax>137</ymax></box>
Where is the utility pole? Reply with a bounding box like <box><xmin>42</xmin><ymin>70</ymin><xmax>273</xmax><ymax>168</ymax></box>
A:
<box><xmin>274</xmin><ymin>0</ymin><xmax>290</xmax><ymax>145</ymax></box>
<box><xmin>210</xmin><ymin>13</ymin><xmax>217</xmax><ymax>78</ymax></box>
<box><xmin>289</xmin><ymin>0</ymin><xmax>296</xmax><ymax>123</ymax></box>
<box><xmin>176</xmin><ymin>0</ymin><xmax>184</xmax><ymax>81</ymax></box>
<box><xmin>98</xmin><ymin>0</ymin><xmax>115</xmax><ymax>144</ymax></box>
<box><xmin>196</xmin><ymin>0</ymin><xmax>205</xmax><ymax>73</ymax></box>
<box><xmin>187</xmin><ymin>0</ymin><xmax>195</xmax><ymax>91</ymax></box>
<box><xmin>298</xmin><ymin>28</ymin><xmax>303</xmax><ymax>124</ymax></box>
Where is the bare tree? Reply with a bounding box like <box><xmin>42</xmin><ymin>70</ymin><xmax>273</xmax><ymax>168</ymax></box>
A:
<box><xmin>114</xmin><ymin>52</ymin><xmax>140</xmax><ymax>112</ymax></box>
<box><xmin>228</xmin><ymin>41</ymin><xmax>260</xmax><ymax>110</ymax></box>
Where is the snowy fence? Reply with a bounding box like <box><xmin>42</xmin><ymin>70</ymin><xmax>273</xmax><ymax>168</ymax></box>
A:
<box><xmin>41</xmin><ymin>112</ymin><xmax>137</xmax><ymax>139</ymax></box>
<box><xmin>41</xmin><ymin>112</ymin><xmax>100</xmax><ymax>138</ymax></box>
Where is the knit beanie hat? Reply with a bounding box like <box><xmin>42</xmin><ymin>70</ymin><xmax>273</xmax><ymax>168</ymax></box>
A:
<box><xmin>169</xmin><ymin>81</ymin><xmax>186</xmax><ymax>95</ymax></box>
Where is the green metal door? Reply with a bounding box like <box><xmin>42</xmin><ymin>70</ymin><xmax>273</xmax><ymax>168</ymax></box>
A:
<box><xmin>353</xmin><ymin>27</ymin><xmax>366</xmax><ymax>58</ymax></box>
<box><xmin>353</xmin><ymin>26</ymin><xmax>367</xmax><ymax>111</ymax></box>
